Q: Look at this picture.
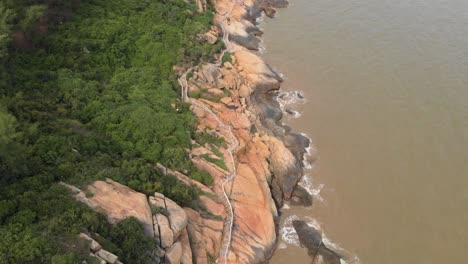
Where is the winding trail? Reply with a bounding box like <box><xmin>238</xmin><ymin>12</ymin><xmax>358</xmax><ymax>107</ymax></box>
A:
<box><xmin>178</xmin><ymin>1</ymin><xmax>239</xmax><ymax>263</ymax></box>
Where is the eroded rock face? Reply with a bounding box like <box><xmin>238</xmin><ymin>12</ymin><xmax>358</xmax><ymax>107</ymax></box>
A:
<box><xmin>263</xmin><ymin>136</ymin><xmax>302</xmax><ymax>199</ymax></box>
<box><xmin>150</xmin><ymin>193</ymin><xmax>188</xmax><ymax>241</ymax></box>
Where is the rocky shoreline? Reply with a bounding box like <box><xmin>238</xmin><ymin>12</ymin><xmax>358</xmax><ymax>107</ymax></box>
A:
<box><xmin>186</xmin><ymin>0</ymin><xmax>317</xmax><ymax>262</ymax></box>
<box><xmin>198</xmin><ymin>1</ymin><xmax>346</xmax><ymax>263</ymax></box>
<box><xmin>65</xmin><ymin>0</ymin><xmax>336</xmax><ymax>263</ymax></box>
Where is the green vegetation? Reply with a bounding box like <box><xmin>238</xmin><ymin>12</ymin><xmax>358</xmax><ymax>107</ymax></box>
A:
<box><xmin>0</xmin><ymin>0</ymin><xmax>222</xmax><ymax>262</ymax></box>
<box><xmin>194</xmin><ymin>131</ymin><xmax>225</xmax><ymax>147</ymax></box>
<box><xmin>106</xmin><ymin>218</ymin><xmax>156</xmax><ymax>264</ymax></box>
<box><xmin>201</xmin><ymin>153</ymin><xmax>228</xmax><ymax>171</ymax></box>
<box><xmin>150</xmin><ymin>204</ymin><xmax>168</xmax><ymax>217</ymax></box>
<box><xmin>221</xmin><ymin>51</ymin><xmax>232</xmax><ymax>65</ymax></box>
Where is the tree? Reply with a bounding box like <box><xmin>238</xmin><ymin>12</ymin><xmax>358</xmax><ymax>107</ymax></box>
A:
<box><xmin>19</xmin><ymin>5</ymin><xmax>46</xmax><ymax>32</ymax></box>
<box><xmin>0</xmin><ymin>3</ymin><xmax>12</xmax><ymax>60</ymax></box>
<box><xmin>110</xmin><ymin>217</ymin><xmax>156</xmax><ymax>264</ymax></box>
<box><xmin>0</xmin><ymin>108</ymin><xmax>30</xmax><ymax>183</ymax></box>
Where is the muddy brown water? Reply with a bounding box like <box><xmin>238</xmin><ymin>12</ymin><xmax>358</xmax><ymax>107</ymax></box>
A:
<box><xmin>263</xmin><ymin>0</ymin><xmax>468</xmax><ymax>263</ymax></box>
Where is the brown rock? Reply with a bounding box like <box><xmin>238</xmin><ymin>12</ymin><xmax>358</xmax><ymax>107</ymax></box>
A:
<box><xmin>62</xmin><ymin>179</ymin><xmax>153</xmax><ymax>237</ymax></box>
<box><xmin>184</xmin><ymin>208</ymin><xmax>209</xmax><ymax>264</ymax></box>
<box><xmin>204</xmin><ymin>31</ymin><xmax>218</xmax><ymax>44</ymax></box>
<box><xmin>226</xmin><ymin>138</ymin><xmax>278</xmax><ymax>263</ymax></box>
<box><xmin>220</xmin><ymin>97</ymin><xmax>232</xmax><ymax>105</ymax></box>
<box><xmin>156</xmin><ymin>214</ymin><xmax>174</xmax><ymax>248</ymax></box>
<box><xmin>202</xmin><ymin>218</ymin><xmax>224</xmax><ymax>232</ymax></box>
<box><xmin>79</xmin><ymin>233</ymin><xmax>102</xmax><ymax>252</ymax></box>
<box><xmin>151</xmin><ymin>194</ymin><xmax>188</xmax><ymax>241</ymax></box>
<box><xmin>207</xmin><ymin>88</ymin><xmax>225</xmax><ymax>97</ymax></box>
<box><xmin>264</xmin><ymin>136</ymin><xmax>301</xmax><ymax>199</ymax></box>
<box><xmin>166</xmin><ymin>241</ymin><xmax>183</xmax><ymax>264</ymax></box>
<box><xmin>180</xmin><ymin>228</ymin><xmax>193</xmax><ymax>264</ymax></box>
<box><xmin>238</xmin><ymin>84</ymin><xmax>251</xmax><ymax>98</ymax></box>
<box><xmin>96</xmin><ymin>249</ymin><xmax>118</xmax><ymax>264</ymax></box>
<box><xmin>165</xmin><ymin>199</ymin><xmax>188</xmax><ymax>241</ymax></box>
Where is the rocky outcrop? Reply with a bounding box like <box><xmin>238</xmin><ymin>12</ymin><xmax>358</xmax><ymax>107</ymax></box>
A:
<box><xmin>149</xmin><ymin>191</ymin><xmax>225</xmax><ymax>263</ymax></box>
<box><xmin>195</xmin><ymin>0</ymin><xmax>208</xmax><ymax>13</ymax></box>
<box><xmin>155</xmin><ymin>214</ymin><xmax>174</xmax><ymax>248</ymax></box>
<box><xmin>79</xmin><ymin>233</ymin><xmax>102</xmax><ymax>252</ymax></box>
<box><xmin>166</xmin><ymin>241</ymin><xmax>183</xmax><ymax>264</ymax></box>
<box><xmin>65</xmin><ymin>0</ymin><xmax>314</xmax><ymax>263</ymax></box>
<box><xmin>290</xmin><ymin>185</ymin><xmax>313</xmax><ymax>207</ymax></box>
<box><xmin>292</xmin><ymin>220</ymin><xmax>342</xmax><ymax>264</ymax></box>
<box><xmin>96</xmin><ymin>250</ymin><xmax>119</xmax><ymax>264</ymax></box>
<box><xmin>180</xmin><ymin>228</ymin><xmax>193</xmax><ymax>264</ymax></box>
<box><xmin>79</xmin><ymin>233</ymin><xmax>121</xmax><ymax>264</ymax></box>
<box><xmin>184</xmin><ymin>208</ymin><xmax>209</xmax><ymax>264</ymax></box>
<box><xmin>183</xmin><ymin>0</ymin><xmax>315</xmax><ymax>262</ymax></box>
<box><xmin>62</xmin><ymin>179</ymin><xmax>154</xmax><ymax>237</ymax></box>
<box><xmin>151</xmin><ymin>194</ymin><xmax>188</xmax><ymax>241</ymax></box>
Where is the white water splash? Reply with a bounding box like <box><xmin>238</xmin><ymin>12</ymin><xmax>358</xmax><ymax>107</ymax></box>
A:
<box><xmin>280</xmin><ymin>215</ymin><xmax>361</xmax><ymax>264</ymax></box>
<box><xmin>281</xmin><ymin>203</ymin><xmax>290</xmax><ymax>210</ymax></box>
<box><xmin>301</xmin><ymin>133</ymin><xmax>318</xmax><ymax>171</ymax></box>
<box><xmin>277</xmin><ymin>91</ymin><xmax>307</xmax><ymax>106</ymax></box>
<box><xmin>285</xmin><ymin>109</ymin><xmax>302</xmax><ymax>118</ymax></box>
<box><xmin>280</xmin><ymin>215</ymin><xmax>301</xmax><ymax>246</ymax></box>
<box><xmin>299</xmin><ymin>174</ymin><xmax>324</xmax><ymax>202</ymax></box>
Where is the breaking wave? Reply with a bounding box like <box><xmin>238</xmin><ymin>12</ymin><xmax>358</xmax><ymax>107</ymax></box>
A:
<box><xmin>279</xmin><ymin>215</ymin><xmax>361</xmax><ymax>264</ymax></box>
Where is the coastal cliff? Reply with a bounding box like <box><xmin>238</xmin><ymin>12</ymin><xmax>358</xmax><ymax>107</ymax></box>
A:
<box><xmin>65</xmin><ymin>0</ymin><xmax>313</xmax><ymax>263</ymax></box>
<box><xmin>187</xmin><ymin>0</ymin><xmax>312</xmax><ymax>262</ymax></box>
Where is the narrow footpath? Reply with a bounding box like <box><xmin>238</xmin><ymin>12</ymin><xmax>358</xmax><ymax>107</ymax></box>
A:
<box><xmin>178</xmin><ymin>0</ymin><xmax>238</xmax><ymax>262</ymax></box>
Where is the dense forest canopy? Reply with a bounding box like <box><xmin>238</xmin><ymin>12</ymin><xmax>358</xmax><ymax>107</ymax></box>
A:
<box><xmin>0</xmin><ymin>0</ymin><xmax>222</xmax><ymax>262</ymax></box>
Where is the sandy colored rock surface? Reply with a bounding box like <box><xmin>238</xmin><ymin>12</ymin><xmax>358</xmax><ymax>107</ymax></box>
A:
<box><xmin>156</xmin><ymin>214</ymin><xmax>174</xmax><ymax>248</ymax></box>
<box><xmin>180</xmin><ymin>228</ymin><xmax>193</xmax><ymax>264</ymax></box>
<box><xmin>63</xmin><ymin>179</ymin><xmax>153</xmax><ymax>237</ymax></box>
<box><xmin>166</xmin><ymin>241</ymin><xmax>183</xmax><ymax>264</ymax></box>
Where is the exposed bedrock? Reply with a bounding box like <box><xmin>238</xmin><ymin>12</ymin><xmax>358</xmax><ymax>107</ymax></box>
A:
<box><xmin>249</xmin><ymin>81</ymin><xmax>310</xmax><ymax>203</ymax></box>
<box><xmin>229</xmin><ymin>34</ymin><xmax>261</xmax><ymax>50</ymax></box>
<box><xmin>62</xmin><ymin>178</ymin><xmax>226</xmax><ymax>264</ymax></box>
<box><xmin>290</xmin><ymin>186</ymin><xmax>313</xmax><ymax>207</ymax></box>
<box><xmin>292</xmin><ymin>220</ymin><xmax>343</xmax><ymax>264</ymax></box>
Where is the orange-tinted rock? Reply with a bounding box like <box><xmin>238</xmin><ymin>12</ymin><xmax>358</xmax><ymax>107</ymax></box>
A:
<box><xmin>180</xmin><ymin>228</ymin><xmax>193</xmax><ymax>264</ymax></box>
<box><xmin>63</xmin><ymin>179</ymin><xmax>153</xmax><ymax>237</ymax></box>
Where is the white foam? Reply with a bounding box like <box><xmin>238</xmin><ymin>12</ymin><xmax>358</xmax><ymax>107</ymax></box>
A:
<box><xmin>303</xmin><ymin>159</ymin><xmax>314</xmax><ymax>170</ymax></box>
<box><xmin>279</xmin><ymin>214</ymin><xmax>361</xmax><ymax>263</ymax></box>
<box><xmin>300</xmin><ymin>133</ymin><xmax>316</xmax><ymax>169</ymax></box>
<box><xmin>277</xmin><ymin>71</ymin><xmax>285</xmax><ymax>79</ymax></box>
<box><xmin>285</xmin><ymin>109</ymin><xmax>301</xmax><ymax>118</ymax></box>
<box><xmin>299</xmin><ymin>175</ymin><xmax>324</xmax><ymax>202</ymax></box>
<box><xmin>280</xmin><ymin>215</ymin><xmax>301</xmax><ymax>246</ymax></box>
<box><xmin>277</xmin><ymin>91</ymin><xmax>307</xmax><ymax>106</ymax></box>
<box><xmin>281</xmin><ymin>203</ymin><xmax>290</xmax><ymax>210</ymax></box>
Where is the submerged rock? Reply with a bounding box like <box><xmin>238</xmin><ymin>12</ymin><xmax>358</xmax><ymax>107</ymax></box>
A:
<box><xmin>292</xmin><ymin>220</ymin><xmax>342</xmax><ymax>264</ymax></box>
<box><xmin>290</xmin><ymin>185</ymin><xmax>313</xmax><ymax>207</ymax></box>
